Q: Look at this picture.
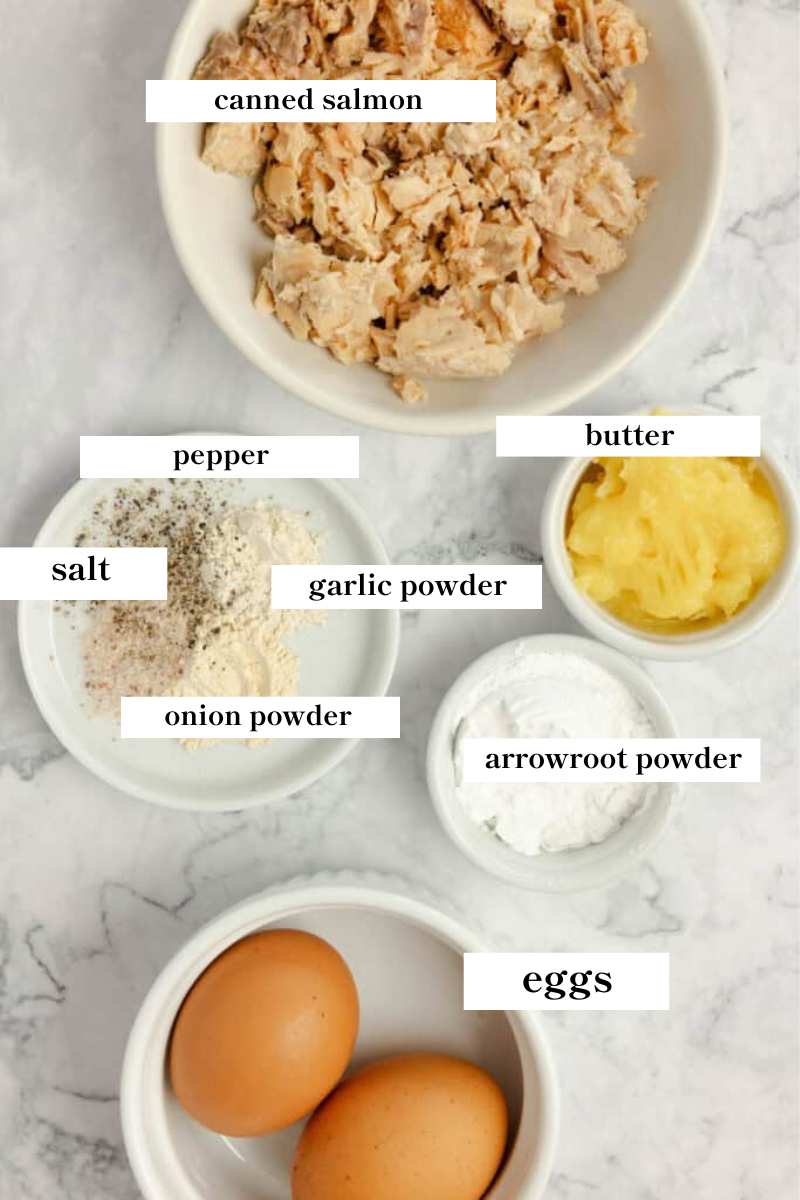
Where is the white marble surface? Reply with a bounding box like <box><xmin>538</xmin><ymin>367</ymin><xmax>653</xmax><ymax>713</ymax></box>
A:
<box><xmin>1</xmin><ymin>0</ymin><xmax>798</xmax><ymax>1196</ymax></box>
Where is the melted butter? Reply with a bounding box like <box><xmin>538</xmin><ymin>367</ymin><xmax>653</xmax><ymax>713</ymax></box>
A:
<box><xmin>566</xmin><ymin>456</ymin><xmax>786</xmax><ymax>633</ymax></box>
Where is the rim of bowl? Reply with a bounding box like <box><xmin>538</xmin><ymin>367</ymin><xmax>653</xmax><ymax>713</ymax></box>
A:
<box><xmin>16</xmin><ymin>436</ymin><xmax>401</xmax><ymax>811</ymax></box>
<box><xmin>120</xmin><ymin>884</ymin><xmax>560</xmax><ymax>1200</ymax></box>
<box><xmin>426</xmin><ymin>633</ymin><xmax>680</xmax><ymax>893</ymax></box>
<box><xmin>155</xmin><ymin>0</ymin><xmax>729</xmax><ymax>436</ymax></box>
<box><xmin>540</xmin><ymin>413</ymin><xmax>800</xmax><ymax>661</ymax></box>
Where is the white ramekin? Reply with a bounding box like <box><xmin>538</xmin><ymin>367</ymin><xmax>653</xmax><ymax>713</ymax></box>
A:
<box><xmin>541</xmin><ymin>425</ymin><xmax>799</xmax><ymax>661</ymax></box>
<box><xmin>121</xmin><ymin>882</ymin><xmax>559</xmax><ymax>1200</ymax></box>
<box><xmin>426</xmin><ymin>634</ymin><xmax>679</xmax><ymax>893</ymax></box>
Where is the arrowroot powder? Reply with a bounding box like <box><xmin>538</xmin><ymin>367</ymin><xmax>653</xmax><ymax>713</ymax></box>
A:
<box><xmin>451</xmin><ymin>648</ymin><xmax>657</xmax><ymax>854</ymax></box>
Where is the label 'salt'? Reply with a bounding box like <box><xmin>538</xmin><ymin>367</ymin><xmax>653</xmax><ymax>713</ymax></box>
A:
<box><xmin>1</xmin><ymin>547</ymin><xmax>167</xmax><ymax>600</ymax></box>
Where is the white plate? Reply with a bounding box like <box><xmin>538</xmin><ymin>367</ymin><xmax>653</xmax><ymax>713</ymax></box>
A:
<box><xmin>121</xmin><ymin>880</ymin><xmax>560</xmax><ymax>1200</ymax></box>
<box><xmin>156</xmin><ymin>0</ymin><xmax>727</xmax><ymax>434</ymax></box>
<box><xmin>18</xmin><ymin>475</ymin><xmax>399</xmax><ymax>811</ymax></box>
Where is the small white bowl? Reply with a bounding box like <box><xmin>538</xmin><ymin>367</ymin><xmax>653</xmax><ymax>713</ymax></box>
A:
<box><xmin>157</xmin><ymin>0</ymin><xmax>727</xmax><ymax>434</ymax></box>
<box><xmin>541</xmin><ymin>426</ymin><xmax>800</xmax><ymax>661</ymax></box>
<box><xmin>121</xmin><ymin>882</ymin><xmax>559</xmax><ymax>1200</ymax></box>
<box><xmin>426</xmin><ymin>635</ymin><xmax>678</xmax><ymax>892</ymax></box>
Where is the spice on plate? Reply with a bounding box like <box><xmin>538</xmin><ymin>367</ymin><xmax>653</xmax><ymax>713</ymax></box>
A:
<box><xmin>76</xmin><ymin>482</ymin><xmax>323</xmax><ymax>743</ymax></box>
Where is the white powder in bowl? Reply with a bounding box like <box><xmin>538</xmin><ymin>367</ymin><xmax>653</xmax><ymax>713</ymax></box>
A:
<box><xmin>451</xmin><ymin>650</ymin><xmax>658</xmax><ymax>856</ymax></box>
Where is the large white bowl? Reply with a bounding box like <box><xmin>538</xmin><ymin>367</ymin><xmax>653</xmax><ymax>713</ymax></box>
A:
<box><xmin>157</xmin><ymin>0</ymin><xmax>727</xmax><ymax>434</ymax></box>
<box><xmin>121</xmin><ymin>883</ymin><xmax>559</xmax><ymax>1199</ymax></box>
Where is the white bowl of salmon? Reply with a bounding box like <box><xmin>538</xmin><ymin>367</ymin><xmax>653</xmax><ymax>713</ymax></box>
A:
<box><xmin>157</xmin><ymin>0</ymin><xmax>727</xmax><ymax>434</ymax></box>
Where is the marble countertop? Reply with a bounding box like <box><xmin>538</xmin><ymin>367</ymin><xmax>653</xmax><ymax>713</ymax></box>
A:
<box><xmin>1</xmin><ymin>0</ymin><xmax>797</xmax><ymax>1196</ymax></box>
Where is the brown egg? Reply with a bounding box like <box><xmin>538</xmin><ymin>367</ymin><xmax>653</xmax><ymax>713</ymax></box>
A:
<box><xmin>292</xmin><ymin>1053</ymin><xmax>509</xmax><ymax>1200</ymax></box>
<box><xmin>169</xmin><ymin>929</ymin><xmax>359</xmax><ymax>1136</ymax></box>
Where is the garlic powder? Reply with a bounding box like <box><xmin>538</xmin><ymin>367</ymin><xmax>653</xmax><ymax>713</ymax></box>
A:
<box><xmin>175</xmin><ymin>503</ymin><xmax>323</xmax><ymax>746</ymax></box>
